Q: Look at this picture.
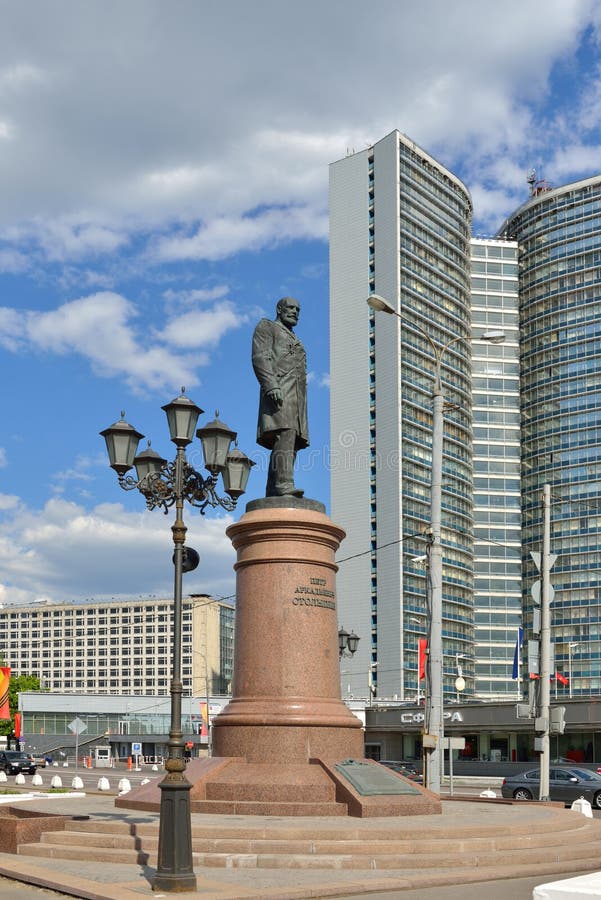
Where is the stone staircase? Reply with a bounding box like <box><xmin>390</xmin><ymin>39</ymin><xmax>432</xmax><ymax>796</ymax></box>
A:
<box><xmin>16</xmin><ymin>806</ymin><xmax>601</xmax><ymax>883</ymax></box>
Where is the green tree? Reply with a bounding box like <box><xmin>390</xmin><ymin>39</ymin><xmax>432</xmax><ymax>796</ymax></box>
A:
<box><xmin>0</xmin><ymin>673</ymin><xmax>41</xmax><ymax>738</ymax></box>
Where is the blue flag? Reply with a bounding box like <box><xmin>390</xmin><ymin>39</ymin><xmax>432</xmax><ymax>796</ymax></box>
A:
<box><xmin>512</xmin><ymin>627</ymin><xmax>524</xmax><ymax>680</ymax></box>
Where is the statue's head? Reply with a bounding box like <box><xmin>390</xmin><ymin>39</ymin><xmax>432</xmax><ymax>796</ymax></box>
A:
<box><xmin>276</xmin><ymin>297</ymin><xmax>300</xmax><ymax>329</ymax></box>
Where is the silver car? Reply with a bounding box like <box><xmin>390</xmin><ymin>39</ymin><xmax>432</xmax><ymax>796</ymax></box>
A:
<box><xmin>501</xmin><ymin>766</ymin><xmax>601</xmax><ymax>807</ymax></box>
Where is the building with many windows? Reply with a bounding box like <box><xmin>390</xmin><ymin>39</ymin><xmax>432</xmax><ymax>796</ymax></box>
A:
<box><xmin>499</xmin><ymin>176</ymin><xmax>601</xmax><ymax>696</ymax></box>
<box><xmin>330</xmin><ymin>130</ymin><xmax>474</xmax><ymax>701</ymax></box>
<box><xmin>470</xmin><ymin>239</ymin><xmax>523</xmax><ymax>698</ymax></box>
<box><xmin>0</xmin><ymin>594</ymin><xmax>234</xmax><ymax>696</ymax></box>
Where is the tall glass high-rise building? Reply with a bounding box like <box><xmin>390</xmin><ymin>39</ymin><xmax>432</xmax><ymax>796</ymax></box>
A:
<box><xmin>470</xmin><ymin>239</ymin><xmax>523</xmax><ymax>698</ymax></box>
<box><xmin>330</xmin><ymin>131</ymin><xmax>474</xmax><ymax>701</ymax></box>
<box><xmin>499</xmin><ymin>177</ymin><xmax>601</xmax><ymax>696</ymax></box>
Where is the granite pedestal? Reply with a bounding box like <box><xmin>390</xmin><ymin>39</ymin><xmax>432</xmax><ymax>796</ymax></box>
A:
<box><xmin>118</xmin><ymin>498</ymin><xmax>440</xmax><ymax>817</ymax></box>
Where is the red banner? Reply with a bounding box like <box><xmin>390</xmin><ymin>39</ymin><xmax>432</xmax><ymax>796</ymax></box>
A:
<box><xmin>13</xmin><ymin>712</ymin><xmax>21</xmax><ymax>738</ymax></box>
<box><xmin>418</xmin><ymin>639</ymin><xmax>428</xmax><ymax>681</ymax></box>
<box><xmin>0</xmin><ymin>668</ymin><xmax>10</xmax><ymax>720</ymax></box>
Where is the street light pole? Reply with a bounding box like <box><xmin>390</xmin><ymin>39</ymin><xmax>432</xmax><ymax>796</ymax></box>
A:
<box><xmin>101</xmin><ymin>392</ymin><xmax>253</xmax><ymax>893</ymax></box>
<box><xmin>367</xmin><ymin>294</ymin><xmax>503</xmax><ymax>794</ymax></box>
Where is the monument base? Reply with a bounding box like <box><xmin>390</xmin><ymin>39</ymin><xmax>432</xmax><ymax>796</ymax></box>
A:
<box><xmin>117</xmin><ymin>500</ymin><xmax>441</xmax><ymax>817</ymax></box>
<box><xmin>117</xmin><ymin>756</ymin><xmax>442</xmax><ymax>817</ymax></box>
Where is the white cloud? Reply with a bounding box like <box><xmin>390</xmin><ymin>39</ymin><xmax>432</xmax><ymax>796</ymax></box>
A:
<box><xmin>163</xmin><ymin>285</ymin><xmax>230</xmax><ymax>308</ymax></box>
<box><xmin>161</xmin><ymin>301</ymin><xmax>245</xmax><ymax>349</ymax></box>
<box><xmin>0</xmin><ymin>1</ymin><xmax>593</xmax><ymax>260</ymax></box>
<box><xmin>0</xmin><ymin>496</ymin><xmax>236</xmax><ymax>604</ymax></box>
<box><xmin>155</xmin><ymin>206</ymin><xmax>327</xmax><ymax>263</ymax></box>
<box><xmin>0</xmin><ymin>292</ymin><xmax>202</xmax><ymax>392</ymax></box>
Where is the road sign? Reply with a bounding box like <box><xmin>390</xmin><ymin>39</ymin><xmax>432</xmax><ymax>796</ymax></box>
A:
<box><xmin>132</xmin><ymin>742</ymin><xmax>142</xmax><ymax>755</ymax></box>
<box><xmin>530</xmin><ymin>551</ymin><xmax>558</xmax><ymax>572</ymax></box>
<box><xmin>68</xmin><ymin>717</ymin><xmax>87</xmax><ymax>735</ymax></box>
<box><xmin>531</xmin><ymin>580</ymin><xmax>554</xmax><ymax>606</ymax></box>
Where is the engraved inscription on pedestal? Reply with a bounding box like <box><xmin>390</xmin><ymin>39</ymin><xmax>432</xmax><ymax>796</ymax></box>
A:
<box><xmin>292</xmin><ymin>576</ymin><xmax>336</xmax><ymax>610</ymax></box>
<box><xmin>335</xmin><ymin>760</ymin><xmax>421</xmax><ymax>796</ymax></box>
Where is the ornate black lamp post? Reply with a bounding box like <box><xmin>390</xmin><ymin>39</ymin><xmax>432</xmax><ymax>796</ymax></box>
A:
<box><xmin>101</xmin><ymin>389</ymin><xmax>253</xmax><ymax>893</ymax></box>
<box><xmin>338</xmin><ymin>627</ymin><xmax>360</xmax><ymax>659</ymax></box>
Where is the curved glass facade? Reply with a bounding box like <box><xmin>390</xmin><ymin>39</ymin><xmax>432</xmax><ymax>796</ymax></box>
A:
<box><xmin>502</xmin><ymin>177</ymin><xmax>601</xmax><ymax>695</ymax></box>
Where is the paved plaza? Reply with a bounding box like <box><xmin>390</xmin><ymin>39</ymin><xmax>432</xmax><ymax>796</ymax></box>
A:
<box><xmin>0</xmin><ymin>788</ymin><xmax>598</xmax><ymax>899</ymax></box>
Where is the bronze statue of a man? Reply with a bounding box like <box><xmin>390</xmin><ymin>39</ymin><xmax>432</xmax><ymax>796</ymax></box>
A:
<box><xmin>252</xmin><ymin>297</ymin><xmax>309</xmax><ymax>497</ymax></box>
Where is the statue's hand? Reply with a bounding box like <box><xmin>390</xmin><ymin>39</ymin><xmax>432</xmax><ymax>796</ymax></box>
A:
<box><xmin>267</xmin><ymin>388</ymin><xmax>283</xmax><ymax>409</ymax></box>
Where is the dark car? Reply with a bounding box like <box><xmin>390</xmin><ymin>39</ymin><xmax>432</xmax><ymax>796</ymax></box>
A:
<box><xmin>379</xmin><ymin>760</ymin><xmax>423</xmax><ymax>783</ymax></box>
<box><xmin>0</xmin><ymin>750</ymin><xmax>37</xmax><ymax>775</ymax></box>
<box><xmin>501</xmin><ymin>766</ymin><xmax>601</xmax><ymax>807</ymax></box>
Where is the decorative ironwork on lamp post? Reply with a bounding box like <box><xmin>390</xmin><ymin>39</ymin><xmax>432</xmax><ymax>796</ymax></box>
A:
<box><xmin>101</xmin><ymin>388</ymin><xmax>254</xmax><ymax>893</ymax></box>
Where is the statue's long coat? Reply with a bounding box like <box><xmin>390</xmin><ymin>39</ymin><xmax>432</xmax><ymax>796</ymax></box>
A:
<box><xmin>252</xmin><ymin>317</ymin><xmax>309</xmax><ymax>450</ymax></box>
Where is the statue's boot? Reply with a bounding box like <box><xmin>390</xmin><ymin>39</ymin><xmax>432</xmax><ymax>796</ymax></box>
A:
<box><xmin>273</xmin><ymin>484</ymin><xmax>304</xmax><ymax>497</ymax></box>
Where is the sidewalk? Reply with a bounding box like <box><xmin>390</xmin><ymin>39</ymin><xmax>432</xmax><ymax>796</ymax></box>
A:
<box><xmin>0</xmin><ymin>793</ymin><xmax>596</xmax><ymax>900</ymax></box>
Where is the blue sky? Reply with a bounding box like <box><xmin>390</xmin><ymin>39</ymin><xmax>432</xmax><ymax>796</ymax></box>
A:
<box><xmin>1</xmin><ymin>0</ymin><xmax>601</xmax><ymax>605</ymax></box>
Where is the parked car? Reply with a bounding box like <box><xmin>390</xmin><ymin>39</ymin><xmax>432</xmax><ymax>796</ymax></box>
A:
<box><xmin>0</xmin><ymin>750</ymin><xmax>37</xmax><ymax>775</ymax></box>
<box><xmin>501</xmin><ymin>766</ymin><xmax>601</xmax><ymax>807</ymax></box>
<box><xmin>379</xmin><ymin>760</ymin><xmax>423</xmax><ymax>783</ymax></box>
<box><xmin>29</xmin><ymin>755</ymin><xmax>47</xmax><ymax>768</ymax></box>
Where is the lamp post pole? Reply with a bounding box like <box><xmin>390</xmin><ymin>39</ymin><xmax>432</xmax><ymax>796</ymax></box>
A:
<box><xmin>367</xmin><ymin>294</ymin><xmax>503</xmax><ymax>794</ymax></box>
<box><xmin>101</xmin><ymin>391</ymin><xmax>253</xmax><ymax>893</ymax></box>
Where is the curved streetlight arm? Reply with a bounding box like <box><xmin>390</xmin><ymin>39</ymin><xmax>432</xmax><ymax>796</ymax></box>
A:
<box><xmin>366</xmin><ymin>294</ymin><xmax>464</xmax><ymax>393</ymax></box>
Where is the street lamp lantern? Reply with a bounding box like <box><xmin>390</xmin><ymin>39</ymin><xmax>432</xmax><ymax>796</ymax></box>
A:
<box><xmin>346</xmin><ymin>630</ymin><xmax>360</xmax><ymax>656</ymax></box>
<box><xmin>161</xmin><ymin>388</ymin><xmax>203</xmax><ymax>446</ymax></box>
<box><xmin>100</xmin><ymin>413</ymin><xmax>144</xmax><ymax>476</ymax></box>
<box><xmin>197</xmin><ymin>412</ymin><xmax>238</xmax><ymax>473</ymax></box>
<box><xmin>221</xmin><ymin>445</ymin><xmax>255</xmax><ymax>499</ymax></box>
<box><xmin>133</xmin><ymin>442</ymin><xmax>167</xmax><ymax>483</ymax></box>
<box><xmin>338</xmin><ymin>626</ymin><xmax>360</xmax><ymax>658</ymax></box>
<box><xmin>366</xmin><ymin>293</ymin><xmax>395</xmax><ymax>315</ymax></box>
<box><xmin>100</xmin><ymin>392</ymin><xmax>253</xmax><ymax>893</ymax></box>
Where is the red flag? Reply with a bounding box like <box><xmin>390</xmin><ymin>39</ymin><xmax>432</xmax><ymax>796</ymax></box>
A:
<box><xmin>418</xmin><ymin>639</ymin><xmax>428</xmax><ymax>681</ymax></box>
<box><xmin>13</xmin><ymin>713</ymin><xmax>21</xmax><ymax>738</ymax></box>
<box><xmin>556</xmin><ymin>672</ymin><xmax>569</xmax><ymax>686</ymax></box>
<box><xmin>0</xmin><ymin>668</ymin><xmax>10</xmax><ymax>720</ymax></box>
<box><xmin>529</xmin><ymin>673</ymin><xmax>540</xmax><ymax>680</ymax></box>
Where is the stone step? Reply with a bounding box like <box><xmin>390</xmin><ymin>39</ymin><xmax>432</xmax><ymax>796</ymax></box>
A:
<box><xmin>190</xmin><ymin>799</ymin><xmax>349</xmax><ymax>816</ymax></box>
<box><xmin>65</xmin><ymin>808</ymin><xmax>591</xmax><ymax>841</ymax></box>
<box><xmin>36</xmin><ymin>819</ymin><xmax>600</xmax><ymax>856</ymax></box>
<box><xmin>204</xmin><ymin>781</ymin><xmax>335</xmax><ymax>802</ymax></box>
<box><xmin>18</xmin><ymin>840</ymin><xmax>601</xmax><ymax>871</ymax></box>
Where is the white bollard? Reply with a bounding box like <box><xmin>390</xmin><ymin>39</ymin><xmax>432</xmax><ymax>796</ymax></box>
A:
<box><xmin>71</xmin><ymin>776</ymin><xmax>84</xmax><ymax>790</ymax></box>
<box><xmin>97</xmin><ymin>777</ymin><xmax>111</xmax><ymax>791</ymax></box>
<box><xmin>32</xmin><ymin>774</ymin><xmax>44</xmax><ymax>787</ymax></box>
<box><xmin>571</xmin><ymin>796</ymin><xmax>593</xmax><ymax>818</ymax></box>
<box><xmin>152</xmin><ymin>764</ymin><xmax>158</xmax><ymax>771</ymax></box>
<box><xmin>50</xmin><ymin>775</ymin><xmax>63</xmax><ymax>788</ymax></box>
<box><xmin>479</xmin><ymin>788</ymin><xmax>497</xmax><ymax>798</ymax></box>
<box><xmin>0</xmin><ymin>770</ymin><xmax>7</xmax><ymax>783</ymax></box>
<box><xmin>118</xmin><ymin>778</ymin><xmax>131</xmax><ymax>792</ymax></box>
<box><xmin>15</xmin><ymin>773</ymin><xmax>25</xmax><ymax>785</ymax></box>
<box><xmin>52</xmin><ymin>761</ymin><xmax>59</xmax><ymax>767</ymax></box>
